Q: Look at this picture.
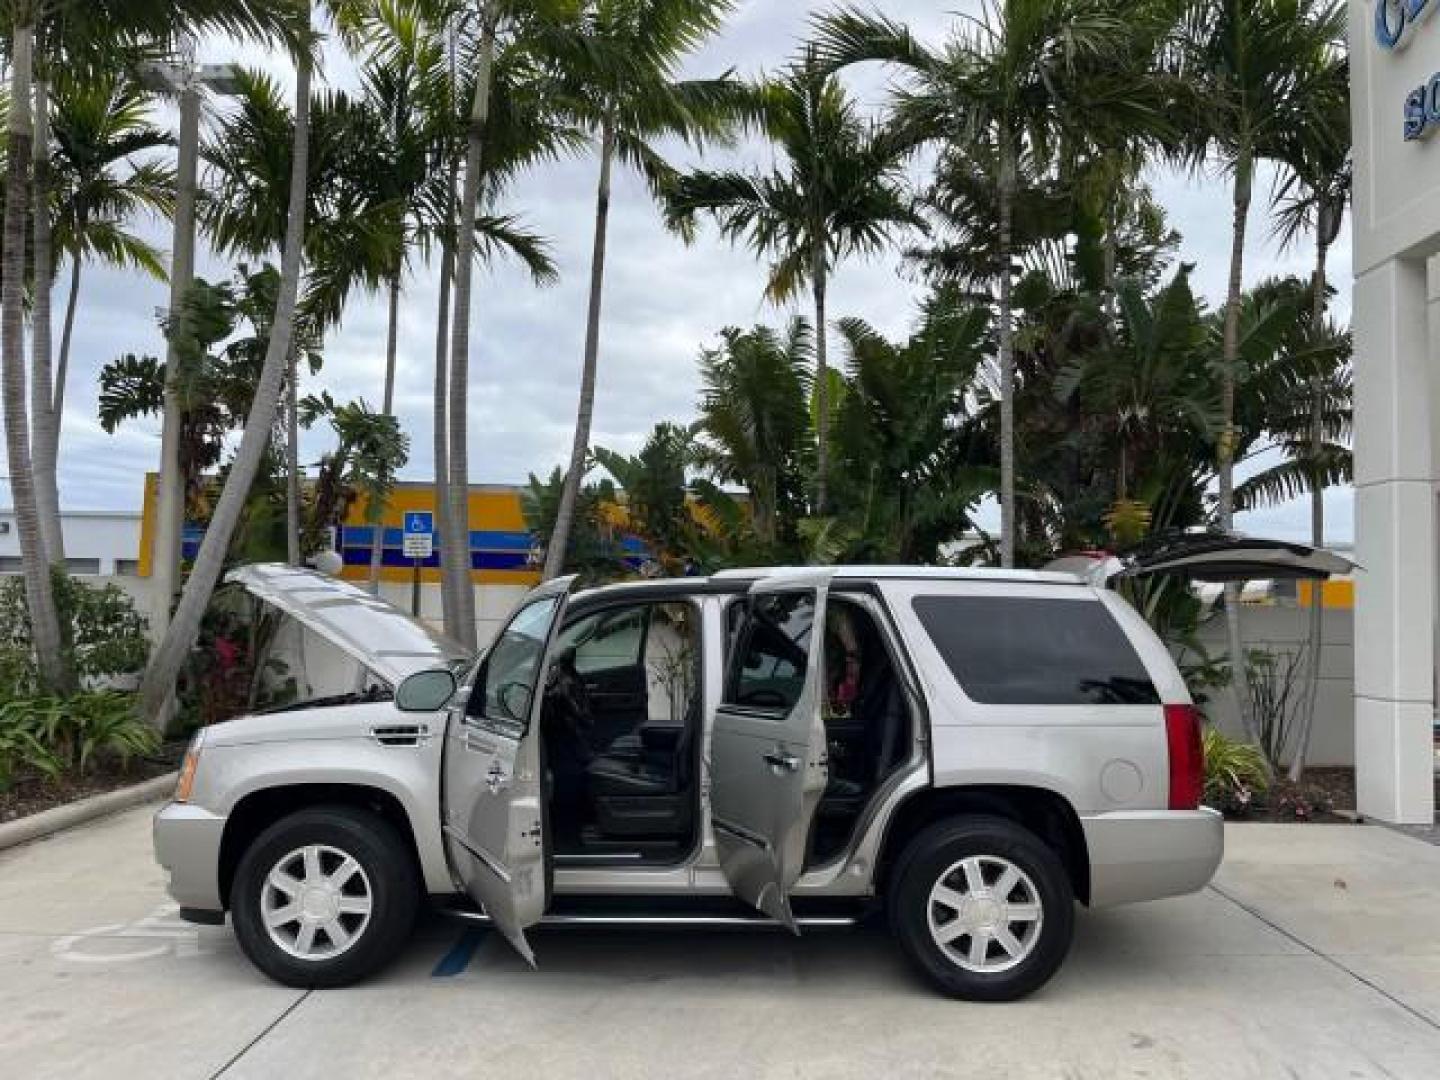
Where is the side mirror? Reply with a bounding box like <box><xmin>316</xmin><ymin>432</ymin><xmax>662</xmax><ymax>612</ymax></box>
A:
<box><xmin>395</xmin><ymin>668</ymin><xmax>458</xmax><ymax>713</ymax></box>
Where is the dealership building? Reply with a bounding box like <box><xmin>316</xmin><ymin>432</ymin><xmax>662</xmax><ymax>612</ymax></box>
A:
<box><xmin>1351</xmin><ymin>0</ymin><xmax>1440</xmax><ymax>822</ymax></box>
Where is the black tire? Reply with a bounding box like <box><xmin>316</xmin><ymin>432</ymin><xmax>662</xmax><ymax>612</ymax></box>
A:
<box><xmin>888</xmin><ymin>815</ymin><xmax>1074</xmax><ymax>1001</ymax></box>
<box><xmin>231</xmin><ymin>806</ymin><xmax>419</xmax><ymax>988</ymax></box>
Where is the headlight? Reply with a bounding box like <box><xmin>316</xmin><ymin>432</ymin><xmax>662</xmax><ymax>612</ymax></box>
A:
<box><xmin>174</xmin><ymin>732</ymin><xmax>204</xmax><ymax>803</ymax></box>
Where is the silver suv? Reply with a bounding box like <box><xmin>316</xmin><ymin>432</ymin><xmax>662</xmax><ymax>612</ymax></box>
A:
<box><xmin>155</xmin><ymin>547</ymin><xmax>1340</xmax><ymax>999</ymax></box>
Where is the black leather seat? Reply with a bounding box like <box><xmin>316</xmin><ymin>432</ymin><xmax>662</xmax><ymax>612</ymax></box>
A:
<box><xmin>584</xmin><ymin>698</ymin><xmax>697</xmax><ymax>837</ymax></box>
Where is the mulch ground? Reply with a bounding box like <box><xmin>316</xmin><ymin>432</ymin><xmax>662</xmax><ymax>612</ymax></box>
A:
<box><xmin>0</xmin><ymin>744</ymin><xmax>186</xmax><ymax>825</ymax></box>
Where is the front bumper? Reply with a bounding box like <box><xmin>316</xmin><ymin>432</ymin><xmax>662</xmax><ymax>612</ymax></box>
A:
<box><xmin>153</xmin><ymin>800</ymin><xmax>227</xmax><ymax>914</ymax></box>
<box><xmin>1081</xmin><ymin>807</ymin><xmax>1224</xmax><ymax>907</ymax></box>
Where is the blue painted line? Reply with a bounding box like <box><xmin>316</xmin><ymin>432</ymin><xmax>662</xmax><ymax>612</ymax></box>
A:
<box><xmin>431</xmin><ymin>928</ymin><xmax>485</xmax><ymax>977</ymax></box>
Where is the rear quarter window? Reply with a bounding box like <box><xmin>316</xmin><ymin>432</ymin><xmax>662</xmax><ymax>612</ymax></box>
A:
<box><xmin>911</xmin><ymin>594</ymin><xmax>1159</xmax><ymax>705</ymax></box>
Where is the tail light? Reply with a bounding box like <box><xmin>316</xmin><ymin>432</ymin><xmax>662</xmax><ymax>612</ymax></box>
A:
<box><xmin>1164</xmin><ymin>704</ymin><xmax>1203</xmax><ymax>810</ymax></box>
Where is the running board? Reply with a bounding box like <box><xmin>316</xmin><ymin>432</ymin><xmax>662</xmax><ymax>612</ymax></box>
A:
<box><xmin>435</xmin><ymin>906</ymin><xmax>859</xmax><ymax>930</ymax></box>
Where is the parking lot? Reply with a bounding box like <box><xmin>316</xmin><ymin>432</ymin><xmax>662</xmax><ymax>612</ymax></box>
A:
<box><xmin>1</xmin><ymin>804</ymin><xmax>1438</xmax><ymax>1079</ymax></box>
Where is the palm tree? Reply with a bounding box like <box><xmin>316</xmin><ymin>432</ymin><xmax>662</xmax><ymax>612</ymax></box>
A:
<box><xmin>141</xmin><ymin>24</ymin><xmax>315</xmax><ymax>726</ymax></box>
<box><xmin>1</xmin><ymin>21</ymin><xmax>70</xmax><ymax>692</ymax></box>
<box><xmin>831</xmin><ymin>290</ymin><xmax>994</xmax><ymax>562</ymax></box>
<box><xmin>538</xmin><ymin>0</ymin><xmax>742</xmax><ymax>582</ymax></box>
<box><xmin>1</xmin><ymin>0</ymin><xmax>308</xmax><ymax>696</ymax></box>
<box><xmin>1177</xmin><ymin>0</ymin><xmax>1345</xmax><ymax>744</ymax></box>
<box><xmin>666</xmin><ymin>56</ymin><xmax>918</xmax><ymax>517</ymax></box>
<box><xmin>817</xmin><ymin>0</ymin><xmax>1169</xmax><ymax>565</ymax></box>
<box><xmin>45</xmin><ymin>69</ymin><xmax>174</xmax><ymax>466</ymax></box>
<box><xmin>692</xmin><ymin>319</ymin><xmax>814</xmax><ymax>551</ymax></box>
<box><xmin>299</xmin><ymin>392</ymin><xmax>411</xmax><ymax>561</ymax></box>
<box><xmin>1266</xmin><ymin>47</ymin><xmax>1349</xmax><ymax>778</ymax></box>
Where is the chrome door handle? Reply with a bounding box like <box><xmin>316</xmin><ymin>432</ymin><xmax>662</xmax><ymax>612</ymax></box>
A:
<box><xmin>763</xmin><ymin>750</ymin><xmax>800</xmax><ymax>773</ymax></box>
<box><xmin>485</xmin><ymin>763</ymin><xmax>508</xmax><ymax>793</ymax></box>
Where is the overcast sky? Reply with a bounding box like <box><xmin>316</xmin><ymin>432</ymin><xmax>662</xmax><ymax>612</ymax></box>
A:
<box><xmin>5</xmin><ymin>0</ymin><xmax>1354</xmax><ymax>546</ymax></box>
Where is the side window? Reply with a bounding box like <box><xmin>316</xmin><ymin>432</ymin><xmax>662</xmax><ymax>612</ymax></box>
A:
<box><xmin>468</xmin><ymin>595</ymin><xmax>561</xmax><ymax>729</ymax></box>
<box><xmin>912</xmin><ymin>594</ymin><xmax>1159</xmax><ymax>705</ymax></box>
<box><xmin>556</xmin><ymin>606</ymin><xmax>646</xmax><ymax>675</ymax></box>
<box><xmin>724</xmin><ymin>591</ymin><xmax>815</xmax><ymax>712</ymax></box>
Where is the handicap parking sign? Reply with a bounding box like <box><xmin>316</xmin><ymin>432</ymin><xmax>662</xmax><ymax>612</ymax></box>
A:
<box><xmin>403</xmin><ymin>511</ymin><xmax>434</xmax><ymax>559</ymax></box>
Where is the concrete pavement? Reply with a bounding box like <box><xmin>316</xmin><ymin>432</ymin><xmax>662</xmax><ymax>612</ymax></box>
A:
<box><xmin>2</xmin><ymin>805</ymin><xmax>1439</xmax><ymax>1079</ymax></box>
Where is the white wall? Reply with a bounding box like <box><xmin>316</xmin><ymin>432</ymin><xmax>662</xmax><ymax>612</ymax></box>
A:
<box><xmin>1190</xmin><ymin>602</ymin><xmax>1355</xmax><ymax>767</ymax></box>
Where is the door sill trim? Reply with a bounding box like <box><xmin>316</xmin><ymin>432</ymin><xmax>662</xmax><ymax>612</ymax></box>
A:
<box><xmin>435</xmin><ymin>906</ymin><xmax>857</xmax><ymax>930</ymax></box>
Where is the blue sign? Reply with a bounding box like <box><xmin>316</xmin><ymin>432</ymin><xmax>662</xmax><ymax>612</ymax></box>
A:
<box><xmin>1377</xmin><ymin>0</ymin><xmax>1434</xmax><ymax>50</ymax></box>
<box><xmin>404</xmin><ymin>511</ymin><xmax>433</xmax><ymax>536</ymax></box>
<box><xmin>1404</xmin><ymin>72</ymin><xmax>1440</xmax><ymax>140</ymax></box>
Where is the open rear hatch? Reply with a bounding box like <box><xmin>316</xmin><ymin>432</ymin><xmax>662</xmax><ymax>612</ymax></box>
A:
<box><xmin>1050</xmin><ymin>532</ymin><xmax>1357</xmax><ymax>586</ymax></box>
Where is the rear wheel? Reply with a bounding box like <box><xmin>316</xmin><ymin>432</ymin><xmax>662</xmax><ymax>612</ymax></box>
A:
<box><xmin>888</xmin><ymin>816</ymin><xmax>1074</xmax><ymax>1001</ymax></box>
<box><xmin>231</xmin><ymin>806</ymin><xmax>419</xmax><ymax>988</ymax></box>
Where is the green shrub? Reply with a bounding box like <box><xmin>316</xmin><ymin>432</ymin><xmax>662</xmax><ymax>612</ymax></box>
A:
<box><xmin>0</xmin><ymin>569</ymin><xmax>149</xmax><ymax>697</ymax></box>
<box><xmin>1202</xmin><ymin>726</ymin><xmax>1270</xmax><ymax>815</ymax></box>
<box><xmin>0</xmin><ymin>691</ymin><xmax>156</xmax><ymax>791</ymax></box>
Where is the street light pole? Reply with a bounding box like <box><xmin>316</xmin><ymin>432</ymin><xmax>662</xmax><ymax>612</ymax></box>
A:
<box><xmin>141</xmin><ymin>61</ymin><xmax>244</xmax><ymax>650</ymax></box>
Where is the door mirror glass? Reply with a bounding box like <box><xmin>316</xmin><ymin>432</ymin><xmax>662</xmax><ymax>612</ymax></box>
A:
<box><xmin>497</xmin><ymin>681</ymin><xmax>533</xmax><ymax>721</ymax></box>
<box><xmin>395</xmin><ymin>668</ymin><xmax>458</xmax><ymax>712</ymax></box>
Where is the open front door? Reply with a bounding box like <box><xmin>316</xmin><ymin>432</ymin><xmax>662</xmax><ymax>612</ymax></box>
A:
<box><xmin>442</xmin><ymin>575</ymin><xmax>576</xmax><ymax>964</ymax></box>
<box><xmin>710</xmin><ymin>571</ymin><xmax>832</xmax><ymax>931</ymax></box>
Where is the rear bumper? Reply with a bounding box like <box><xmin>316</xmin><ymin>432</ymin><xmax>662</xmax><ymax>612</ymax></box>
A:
<box><xmin>153</xmin><ymin>801</ymin><xmax>226</xmax><ymax>914</ymax></box>
<box><xmin>1081</xmin><ymin>808</ymin><xmax>1223</xmax><ymax>907</ymax></box>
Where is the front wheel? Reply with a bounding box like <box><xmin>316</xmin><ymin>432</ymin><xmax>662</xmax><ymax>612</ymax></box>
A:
<box><xmin>888</xmin><ymin>816</ymin><xmax>1074</xmax><ymax>1001</ymax></box>
<box><xmin>231</xmin><ymin>806</ymin><xmax>419</xmax><ymax>988</ymax></box>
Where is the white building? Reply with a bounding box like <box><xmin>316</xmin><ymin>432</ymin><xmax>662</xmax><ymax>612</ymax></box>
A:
<box><xmin>0</xmin><ymin>509</ymin><xmax>143</xmax><ymax>580</ymax></box>
<box><xmin>1349</xmin><ymin>2</ymin><xmax>1440</xmax><ymax>823</ymax></box>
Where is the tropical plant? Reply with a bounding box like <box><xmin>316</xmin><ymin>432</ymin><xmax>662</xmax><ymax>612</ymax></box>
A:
<box><xmin>1176</xmin><ymin>0</ymin><xmax>1346</xmax><ymax>745</ymax></box>
<box><xmin>817</xmin><ymin>0</ymin><xmax>1170</xmax><ymax>566</ymax></box>
<box><xmin>521</xmin><ymin>466</ymin><xmax>629</xmax><ymax>583</ymax></box>
<box><xmin>0</xmin><ymin>568</ymin><xmax>149</xmax><ymax>697</ymax></box>
<box><xmin>828</xmin><ymin>289</ymin><xmax>994</xmax><ymax>562</ymax></box>
<box><xmin>540</xmin><ymin>0</ymin><xmax>744</xmax><ymax>581</ymax></box>
<box><xmin>299</xmin><ymin>392</ymin><xmax>412</xmax><ymax>562</ymax></box>
<box><xmin>1201</xmin><ymin>724</ymin><xmax>1270</xmax><ymax>815</ymax></box>
<box><xmin>666</xmin><ymin>55</ymin><xmax>918</xmax><ymax>514</ymax></box>
<box><xmin>0</xmin><ymin>0</ymin><xmax>310</xmax><ymax>701</ymax></box>
<box><xmin>692</xmin><ymin>319</ymin><xmax>814</xmax><ymax>552</ymax></box>
<box><xmin>43</xmin><ymin>68</ymin><xmax>174</xmax><ymax>493</ymax></box>
<box><xmin>592</xmin><ymin>422</ymin><xmax>697</xmax><ymax>570</ymax></box>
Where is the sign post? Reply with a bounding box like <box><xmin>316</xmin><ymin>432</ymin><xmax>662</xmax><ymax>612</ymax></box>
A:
<box><xmin>402</xmin><ymin>511</ymin><xmax>434</xmax><ymax>617</ymax></box>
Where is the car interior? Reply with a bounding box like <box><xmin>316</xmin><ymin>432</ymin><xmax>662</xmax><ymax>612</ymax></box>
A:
<box><xmin>543</xmin><ymin>600</ymin><xmax>702</xmax><ymax>865</ymax></box>
<box><xmin>809</xmin><ymin>596</ymin><xmax>913</xmax><ymax>864</ymax></box>
<box><xmin>723</xmin><ymin>592</ymin><xmax>914</xmax><ymax>867</ymax></box>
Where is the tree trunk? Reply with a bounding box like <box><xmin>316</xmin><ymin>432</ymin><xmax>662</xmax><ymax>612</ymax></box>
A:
<box><xmin>52</xmin><ymin>247</ymin><xmax>81</xmax><ymax>444</ymax></box>
<box><xmin>152</xmin><ymin>82</ymin><xmax>201</xmax><ymax>650</ymax></box>
<box><xmin>368</xmin><ymin>270</ymin><xmax>402</xmax><ymax>593</ymax></box>
<box><xmin>285</xmin><ymin>346</ymin><xmax>301</xmax><ymax>565</ymax></box>
<box><xmin>997</xmin><ymin>139</ymin><xmax>1017</xmax><ymax>568</ymax></box>
<box><xmin>141</xmin><ymin>53</ymin><xmax>312</xmax><ymax>726</ymax></box>
<box><xmin>812</xmin><ymin>242</ymin><xmax>830</xmax><ymax>516</ymax></box>
<box><xmin>434</xmin><ymin>229</ymin><xmax>455</xmax><ymax>633</ymax></box>
<box><xmin>31</xmin><ymin>74</ymin><xmax>63</xmax><ymax>565</ymax></box>
<box><xmin>1288</xmin><ymin>235</ymin><xmax>1331</xmax><ymax>782</ymax></box>
<box><xmin>545</xmin><ymin>116</ymin><xmax>615</xmax><ymax>581</ymax></box>
<box><xmin>1219</xmin><ymin>148</ymin><xmax>1266</xmax><ymax>761</ymax></box>
<box><xmin>1</xmin><ymin>26</ymin><xmax>70</xmax><ymax>694</ymax></box>
<box><xmin>444</xmin><ymin>8</ymin><xmax>497</xmax><ymax>646</ymax></box>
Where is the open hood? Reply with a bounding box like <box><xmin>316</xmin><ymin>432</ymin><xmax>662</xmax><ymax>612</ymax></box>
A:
<box><xmin>1048</xmin><ymin>533</ymin><xmax>1357</xmax><ymax>586</ymax></box>
<box><xmin>227</xmin><ymin>563</ymin><xmax>470</xmax><ymax>684</ymax></box>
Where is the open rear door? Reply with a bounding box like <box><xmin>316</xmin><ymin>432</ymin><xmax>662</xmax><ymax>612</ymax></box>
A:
<box><xmin>442</xmin><ymin>575</ymin><xmax>576</xmax><ymax>964</ymax></box>
<box><xmin>1110</xmin><ymin>533</ymin><xmax>1356</xmax><ymax>583</ymax></box>
<box><xmin>710</xmin><ymin>570</ymin><xmax>832</xmax><ymax>931</ymax></box>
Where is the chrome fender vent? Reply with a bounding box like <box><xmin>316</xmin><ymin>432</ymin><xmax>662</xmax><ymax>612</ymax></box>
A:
<box><xmin>370</xmin><ymin>723</ymin><xmax>430</xmax><ymax>747</ymax></box>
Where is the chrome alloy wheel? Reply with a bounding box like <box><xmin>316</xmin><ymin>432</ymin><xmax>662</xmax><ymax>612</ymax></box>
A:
<box><xmin>261</xmin><ymin>844</ymin><xmax>373</xmax><ymax>961</ymax></box>
<box><xmin>926</xmin><ymin>855</ymin><xmax>1044</xmax><ymax>973</ymax></box>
